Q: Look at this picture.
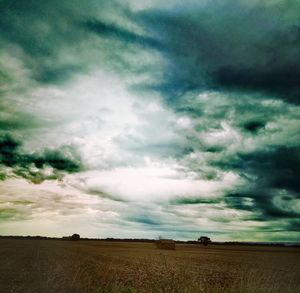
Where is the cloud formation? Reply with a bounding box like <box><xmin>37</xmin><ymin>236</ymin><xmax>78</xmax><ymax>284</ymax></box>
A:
<box><xmin>136</xmin><ymin>0</ymin><xmax>300</xmax><ymax>102</ymax></box>
<box><xmin>0</xmin><ymin>134</ymin><xmax>81</xmax><ymax>183</ymax></box>
<box><xmin>0</xmin><ymin>0</ymin><xmax>299</xmax><ymax>241</ymax></box>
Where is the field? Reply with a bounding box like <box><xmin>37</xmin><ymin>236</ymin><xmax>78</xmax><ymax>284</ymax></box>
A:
<box><xmin>0</xmin><ymin>239</ymin><xmax>299</xmax><ymax>293</ymax></box>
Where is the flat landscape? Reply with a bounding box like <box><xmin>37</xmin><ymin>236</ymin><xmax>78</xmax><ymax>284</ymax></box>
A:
<box><xmin>0</xmin><ymin>239</ymin><xmax>299</xmax><ymax>293</ymax></box>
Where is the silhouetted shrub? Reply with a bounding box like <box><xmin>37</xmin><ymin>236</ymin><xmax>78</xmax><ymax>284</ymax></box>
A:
<box><xmin>198</xmin><ymin>236</ymin><xmax>211</xmax><ymax>246</ymax></box>
<box><xmin>71</xmin><ymin>234</ymin><xmax>80</xmax><ymax>241</ymax></box>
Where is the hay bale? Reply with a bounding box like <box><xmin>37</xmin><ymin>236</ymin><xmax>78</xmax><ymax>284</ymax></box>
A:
<box><xmin>155</xmin><ymin>239</ymin><xmax>176</xmax><ymax>250</ymax></box>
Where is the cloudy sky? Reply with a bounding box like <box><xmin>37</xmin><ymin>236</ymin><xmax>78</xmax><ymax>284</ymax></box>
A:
<box><xmin>0</xmin><ymin>0</ymin><xmax>299</xmax><ymax>241</ymax></box>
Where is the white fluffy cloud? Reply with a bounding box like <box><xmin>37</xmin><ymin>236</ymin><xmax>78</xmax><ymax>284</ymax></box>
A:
<box><xmin>67</xmin><ymin>161</ymin><xmax>241</xmax><ymax>202</ymax></box>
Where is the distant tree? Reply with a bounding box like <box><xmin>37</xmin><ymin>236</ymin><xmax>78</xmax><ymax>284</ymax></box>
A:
<box><xmin>71</xmin><ymin>234</ymin><xmax>80</xmax><ymax>241</ymax></box>
<box><xmin>198</xmin><ymin>236</ymin><xmax>211</xmax><ymax>246</ymax></box>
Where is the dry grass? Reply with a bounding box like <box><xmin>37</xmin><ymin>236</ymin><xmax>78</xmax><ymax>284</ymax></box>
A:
<box><xmin>0</xmin><ymin>239</ymin><xmax>299</xmax><ymax>292</ymax></box>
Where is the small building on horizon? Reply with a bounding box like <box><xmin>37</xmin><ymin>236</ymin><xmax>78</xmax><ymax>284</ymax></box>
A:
<box><xmin>155</xmin><ymin>239</ymin><xmax>176</xmax><ymax>250</ymax></box>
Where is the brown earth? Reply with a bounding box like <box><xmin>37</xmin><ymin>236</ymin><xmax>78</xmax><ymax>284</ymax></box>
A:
<box><xmin>0</xmin><ymin>239</ymin><xmax>299</xmax><ymax>292</ymax></box>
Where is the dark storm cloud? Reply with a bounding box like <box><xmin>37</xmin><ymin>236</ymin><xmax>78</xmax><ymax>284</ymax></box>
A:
<box><xmin>287</xmin><ymin>220</ymin><xmax>300</xmax><ymax>232</ymax></box>
<box><xmin>0</xmin><ymin>103</ymin><xmax>43</xmax><ymax>131</ymax></box>
<box><xmin>218</xmin><ymin>146</ymin><xmax>300</xmax><ymax>220</ymax></box>
<box><xmin>84</xmin><ymin>19</ymin><xmax>162</xmax><ymax>50</ymax></box>
<box><xmin>0</xmin><ymin>134</ymin><xmax>81</xmax><ymax>182</ymax></box>
<box><xmin>0</xmin><ymin>0</ymin><xmax>163</xmax><ymax>87</ymax></box>
<box><xmin>1</xmin><ymin>0</ymin><xmax>299</xmax><ymax>101</ymax></box>
<box><xmin>242</xmin><ymin>121</ymin><xmax>266</xmax><ymax>133</ymax></box>
<box><xmin>135</xmin><ymin>0</ymin><xmax>300</xmax><ymax>103</ymax></box>
<box><xmin>0</xmin><ymin>0</ymin><xmax>130</xmax><ymax>84</ymax></box>
<box><xmin>170</xmin><ymin>197</ymin><xmax>221</xmax><ymax>205</ymax></box>
<box><xmin>0</xmin><ymin>0</ymin><xmax>81</xmax><ymax>83</ymax></box>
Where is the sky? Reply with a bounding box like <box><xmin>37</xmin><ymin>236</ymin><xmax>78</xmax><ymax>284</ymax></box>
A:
<box><xmin>0</xmin><ymin>0</ymin><xmax>299</xmax><ymax>241</ymax></box>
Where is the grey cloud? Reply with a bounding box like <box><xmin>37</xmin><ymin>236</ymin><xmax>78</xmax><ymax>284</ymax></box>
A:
<box><xmin>0</xmin><ymin>0</ymin><xmax>131</xmax><ymax>85</ymax></box>
<box><xmin>135</xmin><ymin>0</ymin><xmax>300</xmax><ymax>103</ymax></box>
<box><xmin>170</xmin><ymin>197</ymin><xmax>221</xmax><ymax>205</ymax></box>
<box><xmin>84</xmin><ymin>18</ymin><xmax>162</xmax><ymax>50</ymax></box>
<box><xmin>218</xmin><ymin>146</ymin><xmax>300</xmax><ymax>220</ymax></box>
<box><xmin>241</xmin><ymin>121</ymin><xmax>266</xmax><ymax>133</ymax></box>
<box><xmin>1</xmin><ymin>1</ymin><xmax>80</xmax><ymax>83</ymax></box>
<box><xmin>2</xmin><ymin>0</ymin><xmax>299</xmax><ymax>102</ymax></box>
<box><xmin>0</xmin><ymin>208</ymin><xmax>20</xmax><ymax>220</ymax></box>
<box><xmin>126</xmin><ymin>214</ymin><xmax>162</xmax><ymax>226</ymax></box>
<box><xmin>0</xmin><ymin>134</ymin><xmax>82</xmax><ymax>182</ymax></box>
